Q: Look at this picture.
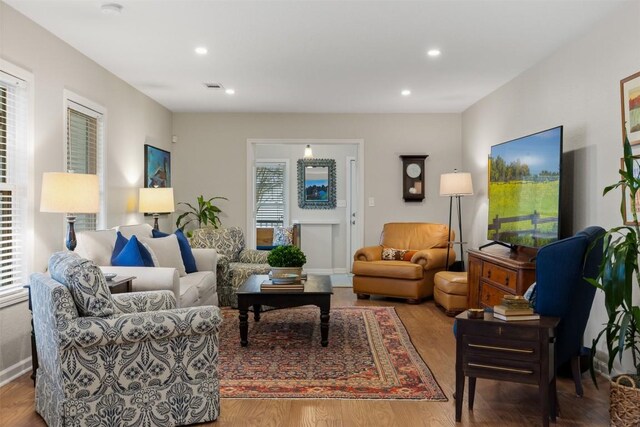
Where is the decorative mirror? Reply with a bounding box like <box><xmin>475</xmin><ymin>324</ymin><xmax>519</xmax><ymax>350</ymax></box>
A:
<box><xmin>297</xmin><ymin>158</ymin><xmax>336</xmax><ymax>209</ymax></box>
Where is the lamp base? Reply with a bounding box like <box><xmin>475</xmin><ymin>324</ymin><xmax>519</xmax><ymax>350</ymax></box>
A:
<box><xmin>152</xmin><ymin>213</ymin><xmax>160</xmax><ymax>231</ymax></box>
<box><xmin>66</xmin><ymin>215</ymin><xmax>77</xmax><ymax>251</ymax></box>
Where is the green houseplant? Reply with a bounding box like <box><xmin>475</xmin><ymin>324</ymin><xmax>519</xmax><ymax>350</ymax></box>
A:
<box><xmin>267</xmin><ymin>245</ymin><xmax>306</xmax><ymax>279</ymax></box>
<box><xmin>175</xmin><ymin>195</ymin><xmax>228</xmax><ymax>234</ymax></box>
<box><xmin>588</xmin><ymin>136</ymin><xmax>640</xmax><ymax>425</ymax></box>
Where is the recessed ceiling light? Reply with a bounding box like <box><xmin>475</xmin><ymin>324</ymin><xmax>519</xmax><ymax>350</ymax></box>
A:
<box><xmin>401</xmin><ymin>89</ymin><xmax>411</xmax><ymax>96</ymax></box>
<box><xmin>225</xmin><ymin>88</ymin><xmax>235</xmax><ymax>95</ymax></box>
<box><xmin>101</xmin><ymin>3</ymin><xmax>123</xmax><ymax>15</ymax></box>
<box><xmin>427</xmin><ymin>49</ymin><xmax>441</xmax><ymax>57</ymax></box>
<box><xmin>195</xmin><ymin>46</ymin><xmax>208</xmax><ymax>55</ymax></box>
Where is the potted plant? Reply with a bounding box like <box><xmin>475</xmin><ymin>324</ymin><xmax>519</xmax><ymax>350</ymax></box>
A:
<box><xmin>588</xmin><ymin>136</ymin><xmax>640</xmax><ymax>426</ymax></box>
<box><xmin>267</xmin><ymin>245</ymin><xmax>307</xmax><ymax>280</ymax></box>
<box><xmin>175</xmin><ymin>195</ymin><xmax>228</xmax><ymax>235</ymax></box>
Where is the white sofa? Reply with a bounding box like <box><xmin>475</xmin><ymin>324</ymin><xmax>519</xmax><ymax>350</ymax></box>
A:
<box><xmin>74</xmin><ymin>223</ymin><xmax>218</xmax><ymax>307</ymax></box>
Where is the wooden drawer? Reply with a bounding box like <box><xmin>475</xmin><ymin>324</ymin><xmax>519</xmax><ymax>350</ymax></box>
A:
<box><xmin>482</xmin><ymin>263</ymin><xmax>517</xmax><ymax>290</ymax></box>
<box><xmin>461</xmin><ymin>318</ymin><xmax>540</xmax><ymax>341</ymax></box>
<box><xmin>479</xmin><ymin>281</ymin><xmax>508</xmax><ymax>308</ymax></box>
<box><xmin>463</xmin><ymin>335</ymin><xmax>540</xmax><ymax>361</ymax></box>
<box><xmin>463</xmin><ymin>353</ymin><xmax>540</xmax><ymax>385</ymax></box>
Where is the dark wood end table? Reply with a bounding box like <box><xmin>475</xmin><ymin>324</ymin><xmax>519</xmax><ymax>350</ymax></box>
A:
<box><xmin>454</xmin><ymin>311</ymin><xmax>560</xmax><ymax>427</ymax></box>
<box><xmin>106</xmin><ymin>275</ymin><xmax>134</xmax><ymax>294</ymax></box>
<box><xmin>236</xmin><ymin>274</ymin><xmax>333</xmax><ymax>347</ymax></box>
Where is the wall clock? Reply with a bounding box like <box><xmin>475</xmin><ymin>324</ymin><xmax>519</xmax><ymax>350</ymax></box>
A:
<box><xmin>400</xmin><ymin>155</ymin><xmax>428</xmax><ymax>202</ymax></box>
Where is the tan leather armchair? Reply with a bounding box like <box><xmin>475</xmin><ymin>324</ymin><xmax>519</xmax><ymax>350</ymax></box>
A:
<box><xmin>352</xmin><ymin>222</ymin><xmax>455</xmax><ymax>303</ymax></box>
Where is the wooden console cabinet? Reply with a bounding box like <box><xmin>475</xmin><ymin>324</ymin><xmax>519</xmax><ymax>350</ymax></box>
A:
<box><xmin>467</xmin><ymin>247</ymin><xmax>537</xmax><ymax>308</ymax></box>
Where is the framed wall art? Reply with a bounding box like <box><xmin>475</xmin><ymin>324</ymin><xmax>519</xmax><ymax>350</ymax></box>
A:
<box><xmin>297</xmin><ymin>158</ymin><xmax>336</xmax><ymax>209</ymax></box>
<box><xmin>621</xmin><ymin>155</ymin><xmax>640</xmax><ymax>225</ymax></box>
<box><xmin>144</xmin><ymin>144</ymin><xmax>171</xmax><ymax>188</ymax></box>
<box><xmin>621</xmin><ymin>70</ymin><xmax>640</xmax><ymax>145</ymax></box>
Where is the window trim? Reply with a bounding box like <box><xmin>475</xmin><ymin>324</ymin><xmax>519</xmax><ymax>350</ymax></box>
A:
<box><xmin>0</xmin><ymin>59</ymin><xmax>34</xmax><ymax>305</ymax></box>
<box><xmin>63</xmin><ymin>90</ymin><xmax>107</xmax><ymax>232</ymax></box>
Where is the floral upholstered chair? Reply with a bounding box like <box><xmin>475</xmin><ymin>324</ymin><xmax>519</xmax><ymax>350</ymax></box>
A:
<box><xmin>190</xmin><ymin>226</ymin><xmax>270</xmax><ymax>307</ymax></box>
<box><xmin>31</xmin><ymin>251</ymin><xmax>222</xmax><ymax>427</ymax></box>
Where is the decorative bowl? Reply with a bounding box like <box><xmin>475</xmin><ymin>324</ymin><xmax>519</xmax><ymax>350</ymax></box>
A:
<box><xmin>104</xmin><ymin>273</ymin><xmax>117</xmax><ymax>281</ymax></box>
<box><xmin>269</xmin><ymin>273</ymin><xmax>300</xmax><ymax>285</ymax></box>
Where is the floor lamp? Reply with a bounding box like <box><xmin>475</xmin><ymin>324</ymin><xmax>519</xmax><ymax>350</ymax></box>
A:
<box><xmin>40</xmin><ymin>172</ymin><xmax>100</xmax><ymax>251</ymax></box>
<box><xmin>139</xmin><ymin>187</ymin><xmax>175</xmax><ymax>231</ymax></box>
<box><xmin>440</xmin><ymin>170</ymin><xmax>474</xmax><ymax>271</ymax></box>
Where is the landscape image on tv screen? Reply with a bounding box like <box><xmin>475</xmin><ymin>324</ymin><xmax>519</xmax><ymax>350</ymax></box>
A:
<box><xmin>487</xmin><ymin>126</ymin><xmax>562</xmax><ymax>247</ymax></box>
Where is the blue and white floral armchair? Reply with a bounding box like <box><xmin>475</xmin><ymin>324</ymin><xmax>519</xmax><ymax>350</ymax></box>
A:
<box><xmin>31</xmin><ymin>252</ymin><xmax>222</xmax><ymax>427</ymax></box>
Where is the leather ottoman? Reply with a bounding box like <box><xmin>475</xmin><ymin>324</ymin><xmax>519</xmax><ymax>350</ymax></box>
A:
<box><xmin>434</xmin><ymin>271</ymin><xmax>468</xmax><ymax>316</ymax></box>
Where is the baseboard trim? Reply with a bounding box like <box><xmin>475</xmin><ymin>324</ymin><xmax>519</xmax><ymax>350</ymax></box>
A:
<box><xmin>0</xmin><ymin>357</ymin><xmax>32</xmax><ymax>388</ymax></box>
<box><xmin>332</xmin><ymin>268</ymin><xmax>348</xmax><ymax>274</ymax></box>
<box><xmin>305</xmin><ymin>268</ymin><xmax>335</xmax><ymax>275</ymax></box>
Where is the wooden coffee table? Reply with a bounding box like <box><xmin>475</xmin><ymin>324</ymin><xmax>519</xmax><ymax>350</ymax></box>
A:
<box><xmin>236</xmin><ymin>274</ymin><xmax>333</xmax><ymax>347</ymax></box>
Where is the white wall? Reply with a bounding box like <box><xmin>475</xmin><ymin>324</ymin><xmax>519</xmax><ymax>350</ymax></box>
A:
<box><xmin>0</xmin><ymin>3</ymin><xmax>172</xmax><ymax>376</ymax></box>
<box><xmin>461</xmin><ymin>1</ymin><xmax>640</xmax><ymax>373</ymax></box>
<box><xmin>172</xmin><ymin>113</ymin><xmax>462</xmax><ymax>250</ymax></box>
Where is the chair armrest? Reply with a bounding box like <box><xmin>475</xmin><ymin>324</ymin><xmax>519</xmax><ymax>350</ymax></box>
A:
<box><xmin>192</xmin><ymin>248</ymin><xmax>217</xmax><ymax>272</ymax></box>
<box><xmin>411</xmin><ymin>248</ymin><xmax>455</xmax><ymax>270</ymax></box>
<box><xmin>354</xmin><ymin>246</ymin><xmax>383</xmax><ymax>261</ymax></box>
<box><xmin>100</xmin><ymin>266</ymin><xmax>180</xmax><ymax>301</ymax></box>
<box><xmin>58</xmin><ymin>305</ymin><xmax>222</xmax><ymax>351</ymax></box>
<box><xmin>112</xmin><ymin>291</ymin><xmax>176</xmax><ymax>313</ymax></box>
<box><xmin>239</xmin><ymin>249</ymin><xmax>269</xmax><ymax>264</ymax></box>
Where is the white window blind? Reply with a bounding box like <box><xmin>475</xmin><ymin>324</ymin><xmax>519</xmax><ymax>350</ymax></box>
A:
<box><xmin>0</xmin><ymin>70</ymin><xmax>28</xmax><ymax>288</ymax></box>
<box><xmin>255</xmin><ymin>163</ymin><xmax>286</xmax><ymax>227</ymax></box>
<box><xmin>66</xmin><ymin>101</ymin><xmax>103</xmax><ymax>232</ymax></box>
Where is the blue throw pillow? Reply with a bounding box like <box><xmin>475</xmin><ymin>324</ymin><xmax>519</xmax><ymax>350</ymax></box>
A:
<box><xmin>111</xmin><ymin>232</ymin><xmax>155</xmax><ymax>267</ymax></box>
<box><xmin>152</xmin><ymin>229</ymin><xmax>198</xmax><ymax>273</ymax></box>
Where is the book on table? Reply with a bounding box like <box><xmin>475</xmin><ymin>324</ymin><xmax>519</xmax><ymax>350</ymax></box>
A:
<box><xmin>260</xmin><ymin>280</ymin><xmax>304</xmax><ymax>291</ymax></box>
<box><xmin>493</xmin><ymin>312</ymin><xmax>540</xmax><ymax>321</ymax></box>
<box><xmin>493</xmin><ymin>304</ymin><xmax>534</xmax><ymax>316</ymax></box>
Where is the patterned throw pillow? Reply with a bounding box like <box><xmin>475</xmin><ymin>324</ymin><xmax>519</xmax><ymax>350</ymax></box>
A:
<box><xmin>382</xmin><ymin>247</ymin><xmax>408</xmax><ymax>261</ymax></box>
<box><xmin>49</xmin><ymin>251</ymin><xmax>116</xmax><ymax>317</ymax></box>
<box><xmin>273</xmin><ymin>226</ymin><xmax>293</xmax><ymax>246</ymax></box>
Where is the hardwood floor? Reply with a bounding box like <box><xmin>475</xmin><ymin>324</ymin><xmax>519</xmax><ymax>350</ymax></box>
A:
<box><xmin>0</xmin><ymin>288</ymin><xmax>610</xmax><ymax>426</ymax></box>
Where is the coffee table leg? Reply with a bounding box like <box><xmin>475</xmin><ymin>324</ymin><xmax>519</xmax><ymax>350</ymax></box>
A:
<box><xmin>320</xmin><ymin>306</ymin><xmax>330</xmax><ymax>347</ymax></box>
<box><xmin>239</xmin><ymin>308</ymin><xmax>249</xmax><ymax>347</ymax></box>
<box><xmin>253</xmin><ymin>304</ymin><xmax>261</xmax><ymax>321</ymax></box>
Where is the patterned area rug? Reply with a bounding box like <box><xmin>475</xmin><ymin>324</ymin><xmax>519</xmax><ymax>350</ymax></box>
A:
<box><xmin>219</xmin><ymin>306</ymin><xmax>447</xmax><ymax>400</ymax></box>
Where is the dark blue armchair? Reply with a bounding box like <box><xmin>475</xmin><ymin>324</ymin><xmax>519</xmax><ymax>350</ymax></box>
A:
<box><xmin>534</xmin><ymin>226</ymin><xmax>605</xmax><ymax>396</ymax></box>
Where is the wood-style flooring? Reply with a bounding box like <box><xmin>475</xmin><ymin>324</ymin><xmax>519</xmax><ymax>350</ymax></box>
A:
<box><xmin>0</xmin><ymin>288</ymin><xmax>610</xmax><ymax>426</ymax></box>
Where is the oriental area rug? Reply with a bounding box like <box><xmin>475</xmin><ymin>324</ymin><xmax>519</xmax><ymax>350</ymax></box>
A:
<box><xmin>218</xmin><ymin>306</ymin><xmax>447</xmax><ymax>401</ymax></box>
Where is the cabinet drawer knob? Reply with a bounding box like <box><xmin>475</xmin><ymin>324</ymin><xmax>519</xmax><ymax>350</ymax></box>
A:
<box><xmin>505</xmin><ymin>277</ymin><xmax>509</xmax><ymax>285</ymax></box>
<box><xmin>488</xmin><ymin>271</ymin><xmax>492</xmax><ymax>278</ymax></box>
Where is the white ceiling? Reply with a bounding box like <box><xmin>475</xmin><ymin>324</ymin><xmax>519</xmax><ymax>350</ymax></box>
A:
<box><xmin>5</xmin><ymin>0</ymin><xmax>627</xmax><ymax>113</ymax></box>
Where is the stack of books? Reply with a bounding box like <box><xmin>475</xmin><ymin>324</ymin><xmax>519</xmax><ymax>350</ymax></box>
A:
<box><xmin>493</xmin><ymin>296</ymin><xmax>539</xmax><ymax>321</ymax></box>
<box><xmin>260</xmin><ymin>280</ymin><xmax>304</xmax><ymax>291</ymax></box>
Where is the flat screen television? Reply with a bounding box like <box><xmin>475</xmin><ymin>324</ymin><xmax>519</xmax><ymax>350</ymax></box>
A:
<box><xmin>486</xmin><ymin>126</ymin><xmax>563</xmax><ymax>248</ymax></box>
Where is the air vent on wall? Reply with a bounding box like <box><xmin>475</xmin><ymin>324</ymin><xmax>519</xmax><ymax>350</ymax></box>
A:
<box><xmin>204</xmin><ymin>82</ymin><xmax>224</xmax><ymax>89</ymax></box>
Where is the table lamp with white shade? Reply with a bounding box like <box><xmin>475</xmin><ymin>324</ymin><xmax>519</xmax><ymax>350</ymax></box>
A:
<box><xmin>139</xmin><ymin>187</ymin><xmax>174</xmax><ymax>231</ymax></box>
<box><xmin>40</xmin><ymin>172</ymin><xmax>100</xmax><ymax>251</ymax></box>
<box><xmin>440</xmin><ymin>169</ymin><xmax>474</xmax><ymax>271</ymax></box>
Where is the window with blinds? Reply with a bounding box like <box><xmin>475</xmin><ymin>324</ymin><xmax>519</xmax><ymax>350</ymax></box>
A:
<box><xmin>0</xmin><ymin>70</ymin><xmax>28</xmax><ymax>288</ymax></box>
<box><xmin>66</xmin><ymin>102</ymin><xmax>103</xmax><ymax>232</ymax></box>
<box><xmin>255</xmin><ymin>162</ymin><xmax>286</xmax><ymax>227</ymax></box>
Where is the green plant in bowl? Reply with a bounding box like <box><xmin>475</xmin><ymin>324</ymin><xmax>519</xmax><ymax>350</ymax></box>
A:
<box><xmin>267</xmin><ymin>245</ymin><xmax>306</xmax><ymax>268</ymax></box>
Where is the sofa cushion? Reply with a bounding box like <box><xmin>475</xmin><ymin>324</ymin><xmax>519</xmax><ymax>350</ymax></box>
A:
<box><xmin>153</xmin><ymin>229</ymin><xmax>198</xmax><ymax>274</ymax></box>
<box><xmin>352</xmin><ymin>260</ymin><xmax>423</xmax><ymax>280</ymax></box>
<box><xmin>75</xmin><ymin>229</ymin><xmax>116</xmax><ymax>266</ymax></box>
<box><xmin>381</xmin><ymin>223</ymin><xmax>451</xmax><ymax>250</ymax></box>
<box><xmin>382</xmin><ymin>247</ymin><xmax>408</xmax><ymax>261</ymax></box>
<box><xmin>112</xmin><ymin>232</ymin><xmax>155</xmax><ymax>267</ymax></box>
<box><xmin>139</xmin><ymin>235</ymin><xmax>186</xmax><ymax>277</ymax></box>
<box><xmin>190</xmin><ymin>226</ymin><xmax>244</xmax><ymax>260</ymax></box>
<box><xmin>49</xmin><ymin>251</ymin><xmax>116</xmax><ymax>317</ymax></box>
<box><xmin>180</xmin><ymin>271</ymin><xmax>216</xmax><ymax>303</ymax></box>
<box><xmin>273</xmin><ymin>226</ymin><xmax>293</xmax><ymax>246</ymax></box>
<box><xmin>117</xmin><ymin>223</ymin><xmax>153</xmax><ymax>239</ymax></box>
